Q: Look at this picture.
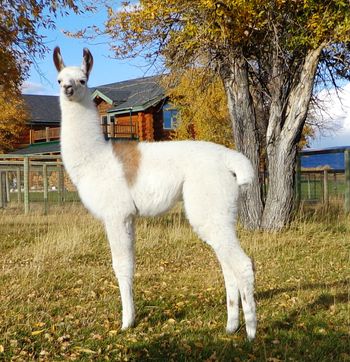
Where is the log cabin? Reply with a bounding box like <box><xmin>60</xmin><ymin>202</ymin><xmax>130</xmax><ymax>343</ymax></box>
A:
<box><xmin>13</xmin><ymin>76</ymin><xmax>177</xmax><ymax>155</ymax></box>
<box><xmin>93</xmin><ymin>76</ymin><xmax>177</xmax><ymax>142</ymax></box>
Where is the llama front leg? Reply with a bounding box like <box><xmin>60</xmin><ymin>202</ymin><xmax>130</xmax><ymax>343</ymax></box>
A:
<box><xmin>105</xmin><ymin>217</ymin><xmax>135</xmax><ymax>330</ymax></box>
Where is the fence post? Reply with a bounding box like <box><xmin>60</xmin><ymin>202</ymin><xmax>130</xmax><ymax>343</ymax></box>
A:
<box><xmin>323</xmin><ymin>169</ymin><xmax>329</xmax><ymax>208</ymax></box>
<box><xmin>45</xmin><ymin>127</ymin><xmax>50</xmax><ymax>142</ymax></box>
<box><xmin>345</xmin><ymin>149</ymin><xmax>350</xmax><ymax>214</ymax></box>
<box><xmin>295</xmin><ymin>153</ymin><xmax>301</xmax><ymax>209</ymax></box>
<box><xmin>0</xmin><ymin>171</ymin><xmax>4</xmax><ymax>208</ymax></box>
<box><xmin>58</xmin><ymin>164</ymin><xmax>64</xmax><ymax>204</ymax></box>
<box><xmin>17</xmin><ymin>167</ymin><xmax>21</xmax><ymax>203</ymax></box>
<box><xmin>5</xmin><ymin>171</ymin><xmax>10</xmax><ymax>203</ymax></box>
<box><xmin>307</xmin><ymin>174</ymin><xmax>311</xmax><ymax>199</ymax></box>
<box><xmin>23</xmin><ymin>157</ymin><xmax>29</xmax><ymax>214</ymax></box>
<box><xmin>43</xmin><ymin>164</ymin><xmax>48</xmax><ymax>214</ymax></box>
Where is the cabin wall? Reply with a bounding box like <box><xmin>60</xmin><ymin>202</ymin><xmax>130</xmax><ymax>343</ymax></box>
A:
<box><xmin>105</xmin><ymin>112</ymin><xmax>155</xmax><ymax>141</ymax></box>
<box><xmin>93</xmin><ymin>98</ymin><xmax>174</xmax><ymax>142</ymax></box>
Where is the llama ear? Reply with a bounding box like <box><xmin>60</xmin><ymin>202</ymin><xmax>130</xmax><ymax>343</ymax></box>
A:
<box><xmin>82</xmin><ymin>48</ymin><xmax>93</xmax><ymax>79</ymax></box>
<box><xmin>53</xmin><ymin>47</ymin><xmax>65</xmax><ymax>72</ymax></box>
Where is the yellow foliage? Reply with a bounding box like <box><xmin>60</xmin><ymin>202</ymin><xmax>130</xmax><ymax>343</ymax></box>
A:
<box><xmin>163</xmin><ymin>69</ymin><xmax>234</xmax><ymax>148</ymax></box>
<box><xmin>164</xmin><ymin>68</ymin><xmax>313</xmax><ymax>150</ymax></box>
<box><xmin>0</xmin><ymin>90</ymin><xmax>28</xmax><ymax>153</ymax></box>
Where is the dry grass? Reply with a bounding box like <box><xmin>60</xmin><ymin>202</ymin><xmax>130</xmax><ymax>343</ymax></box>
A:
<box><xmin>0</xmin><ymin>204</ymin><xmax>349</xmax><ymax>361</ymax></box>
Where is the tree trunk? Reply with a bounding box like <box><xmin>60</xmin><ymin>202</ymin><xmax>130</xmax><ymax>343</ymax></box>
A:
<box><xmin>221</xmin><ymin>45</ymin><xmax>324</xmax><ymax>230</ymax></box>
<box><xmin>260</xmin><ymin>141</ymin><xmax>298</xmax><ymax>230</ymax></box>
<box><xmin>221</xmin><ymin>53</ymin><xmax>263</xmax><ymax>229</ymax></box>
<box><xmin>261</xmin><ymin>45</ymin><xmax>324</xmax><ymax>230</ymax></box>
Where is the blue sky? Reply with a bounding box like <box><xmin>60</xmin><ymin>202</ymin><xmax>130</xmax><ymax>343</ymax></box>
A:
<box><xmin>22</xmin><ymin>3</ymin><xmax>349</xmax><ymax>149</ymax></box>
<box><xmin>22</xmin><ymin>2</ymin><xmax>154</xmax><ymax>95</ymax></box>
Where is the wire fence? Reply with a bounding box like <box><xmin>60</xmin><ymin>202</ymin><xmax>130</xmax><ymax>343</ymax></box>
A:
<box><xmin>299</xmin><ymin>169</ymin><xmax>346</xmax><ymax>204</ymax></box>
<box><xmin>297</xmin><ymin>147</ymin><xmax>350</xmax><ymax>212</ymax></box>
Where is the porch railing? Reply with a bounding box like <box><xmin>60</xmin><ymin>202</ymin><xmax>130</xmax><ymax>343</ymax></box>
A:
<box><xmin>30</xmin><ymin>127</ymin><xmax>60</xmax><ymax>143</ymax></box>
<box><xmin>102</xmin><ymin>119</ymin><xmax>139</xmax><ymax>140</ymax></box>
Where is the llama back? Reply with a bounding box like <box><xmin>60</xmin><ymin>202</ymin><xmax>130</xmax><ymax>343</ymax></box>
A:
<box><xmin>224</xmin><ymin>150</ymin><xmax>255</xmax><ymax>186</ymax></box>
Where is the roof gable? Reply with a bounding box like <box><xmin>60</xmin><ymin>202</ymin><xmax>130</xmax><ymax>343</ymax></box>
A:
<box><xmin>92</xmin><ymin>75</ymin><xmax>165</xmax><ymax>113</ymax></box>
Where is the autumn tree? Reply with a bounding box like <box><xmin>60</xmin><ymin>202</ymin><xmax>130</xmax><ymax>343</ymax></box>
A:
<box><xmin>167</xmin><ymin>68</ymin><xmax>313</xmax><ymax>170</ymax></box>
<box><xmin>0</xmin><ymin>90</ymin><xmax>27</xmax><ymax>153</ymax></box>
<box><xmin>0</xmin><ymin>1</ymin><xmax>95</xmax><ymax>90</ymax></box>
<box><xmin>164</xmin><ymin>69</ymin><xmax>234</xmax><ymax>148</ymax></box>
<box><xmin>0</xmin><ymin>0</ymin><xmax>93</xmax><ymax>152</ymax></box>
<box><xmin>98</xmin><ymin>0</ymin><xmax>350</xmax><ymax>230</ymax></box>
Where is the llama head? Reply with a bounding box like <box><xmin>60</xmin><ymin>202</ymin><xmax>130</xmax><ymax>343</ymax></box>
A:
<box><xmin>53</xmin><ymin>47</ymin><xmax>93</xmax><ymax>102</ymax></box>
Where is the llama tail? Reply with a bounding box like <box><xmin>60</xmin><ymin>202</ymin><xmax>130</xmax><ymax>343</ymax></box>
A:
<box><xmin>224</xmin><ymin>150</ymin><xmax>255</xmax><ymax>186</ymax></box>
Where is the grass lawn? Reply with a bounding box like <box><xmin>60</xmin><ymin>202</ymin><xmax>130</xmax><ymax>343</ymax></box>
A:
<box><xmin>0</xmin><ymin>204</ymin><xmax>349</xmax><ymax>361</ymax></box>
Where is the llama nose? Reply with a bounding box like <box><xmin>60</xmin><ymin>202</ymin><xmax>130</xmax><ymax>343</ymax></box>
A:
<box><xmin>63</xmin><ymin>85</ymin><xmax>73</xmax><ymax>95</ymax></box>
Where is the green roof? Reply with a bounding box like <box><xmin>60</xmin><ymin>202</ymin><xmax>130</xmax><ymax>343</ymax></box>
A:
<box><xmin>10</xmin><ymin>141</ymin><xmax>60</xmax><ymax>155</ymax></box>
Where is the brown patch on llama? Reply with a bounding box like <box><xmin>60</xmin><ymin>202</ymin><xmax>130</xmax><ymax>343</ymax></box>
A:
<box><xmin>112</xmin><ymin>141</ymin><xmax>141</xmax><ymax>186</ymax></box>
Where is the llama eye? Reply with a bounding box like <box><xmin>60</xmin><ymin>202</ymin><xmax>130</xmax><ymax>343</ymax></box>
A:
<box><xmin>80</xmin><ymin>80</ymin><xmax>86</xmax><ymax>85</ymax></box>
<box><xmin>58</xmin><ymin>80</ymin><xmax>61</xmax><ymax>84</ymax></box>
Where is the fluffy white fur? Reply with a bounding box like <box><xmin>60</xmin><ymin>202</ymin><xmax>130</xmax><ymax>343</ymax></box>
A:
<box><xmin>54</xmin><ymin>47</ymin><xmax>257</xmax><ymax>340</ymax></box>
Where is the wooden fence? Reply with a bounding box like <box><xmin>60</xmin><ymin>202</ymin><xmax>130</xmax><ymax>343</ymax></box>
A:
<box><xmin>0</xmin><ymin>154</ymin><xmax>79</xmax><ymax>214</ymax></box>
<box><xmin>1</xmin><ymin>148</ymin><xmax>350</xmax><ymax>215</ymax></box>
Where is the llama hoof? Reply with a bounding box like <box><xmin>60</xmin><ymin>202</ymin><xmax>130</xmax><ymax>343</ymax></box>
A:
<box><xmin>246</xmin><ymin>326</ymin><xmax>256</xmax><ymax>341</ymax></box>
<box><xmin>226</xmin><ymin>320</ymin><xmax>239</xmax><ymax>334</ymax></box>
<box><xmin>121</xmin><ymin>320</ymin><xmax>135</xmax><ymax>331</ymax></box>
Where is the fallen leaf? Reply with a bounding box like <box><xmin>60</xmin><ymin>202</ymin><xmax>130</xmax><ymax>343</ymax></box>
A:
<box><xmin>74</xmin><ymin>346</ymin><xmax>96</xmax><ymax>354</ymax></box>
<box><xmin>31</xmin><ymin>329</ymin><xmax>45</xmax><ymax>336</ymax></box>
<box><xmin>33</xmin><ymin>322</ymin><xmax>45</xmax><ymax>328</ymax></box>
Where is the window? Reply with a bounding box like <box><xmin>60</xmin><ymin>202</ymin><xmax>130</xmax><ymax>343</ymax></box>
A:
<box><xmin>101</xmin><ymin>116</ymin><xmax>108</xmax><ymax>140</ymax></box>
<box><xmin>101</xmin><ymin>115</ymin><xmax>108</xmax><ymax>125</ymax></box>
<box><xmin>163</xmin><ymin>104</ymin><xmax>178</xmax><ymax>130</ymax></box>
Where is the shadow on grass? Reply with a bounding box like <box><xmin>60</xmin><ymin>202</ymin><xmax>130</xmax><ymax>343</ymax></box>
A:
<box><xmin>263</xmin><ymin>291</ymin><xmax>350</xmax><ymax>361</ymax></box>
<box><xmin>123</xmin><ymin>290</ymin><xmax>349</xmax><ymax>361</ymax></box>
<box><xmin>115</xmin><ymin>328</ymin><xmax>256</xmax><ymax>361</ymax></box>
<box><xmin>114</xmin><ymin>322</ymin><xmax>348</xmax><ymax>361</ymax></box>
<box><xmin>270</xmin><ymin>291</ymin><xmax>349</xmax><ymax>330</ymax></box>
<box><xmin>257</xmin><ymin>279</ymin><xmax>349</xmax><ymax>300</ymax></box>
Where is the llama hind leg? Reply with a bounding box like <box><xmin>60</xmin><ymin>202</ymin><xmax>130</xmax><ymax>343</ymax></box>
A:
<box><xmin>182</xmin><ymin>176</ymin><xmax>256</xmax><ymax>339</ymax></box>
<box><xmin>221</xmin><ymin>270</ymin><xmax>240</xmax><ymax>333</ymax></box>
<box><xmin>105</xmin><ymin>217</ymin><xmax>135</xmax><ymax>330</ymax></box>
<box><xmin>213</xmin><ymin>242</ymin><xmax>257</xmax><ymax>340</ymax></box>
<box><xmin>187</xmin><ymin>220</ymin><xmax>256</xmax><ymax>339</ymax></box>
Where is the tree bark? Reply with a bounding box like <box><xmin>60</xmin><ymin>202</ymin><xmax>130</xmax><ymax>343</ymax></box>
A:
<box><xmin>221</xmin><ymin>44</ymin><xmax>324</xmax><ymax>230</ymax></box>
<box><xmin>221</xmin><ymin>53</ymin><xmax>263</xmax><ymax>229</ymax></box>
<box><xmin>261</xmin><ymin>45</ymin><xmax>324</xmax><ymax>230</ymax></box>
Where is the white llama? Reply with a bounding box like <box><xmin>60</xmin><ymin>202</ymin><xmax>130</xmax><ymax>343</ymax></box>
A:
<box><xmin>53</xmin><ymin>47</ymin><xmax>257</xmax><ymax>340</ymax></box>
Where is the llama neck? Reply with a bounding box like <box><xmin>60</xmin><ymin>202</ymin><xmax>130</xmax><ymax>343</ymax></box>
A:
<box><xmin>60</xmin><ymin>91</ymin><xmax>108</xmax><ymax>176</ymax></box>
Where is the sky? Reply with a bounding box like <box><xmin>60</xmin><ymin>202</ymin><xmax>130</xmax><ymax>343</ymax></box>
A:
<box><xmin>310</xmin><ymin>83</ymin><xmax>350</xmax><ymax>149</ymax></box>
<box><xmin>22</xmin><ymin>2</ymin><xmax>153</xmax><ymax>95</ymax></box>
<box><xmin>21</xmin><ymin>3</ymin><xmax>350</xmax><ymax>149</ymax></box>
